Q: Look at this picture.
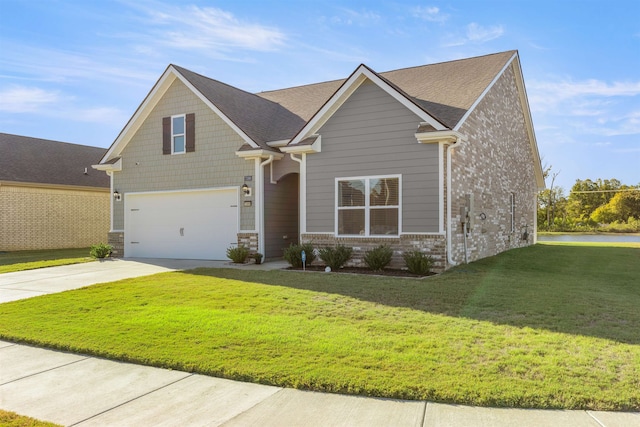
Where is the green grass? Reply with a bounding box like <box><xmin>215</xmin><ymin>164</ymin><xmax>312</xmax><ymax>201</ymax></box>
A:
<box><xmin>0</xmin><ymin>248</ymin><xmax>94</xmax><ymax>273</ymax></box>
<box><xmin>0</xmin><ymin>243</ymin><xmax>638</xmax><ymax>410</ymax></box>
<box><xmin>0</xmin><ymin>410</ymin><xmax>61</xmax><ymax>427</ymax></box>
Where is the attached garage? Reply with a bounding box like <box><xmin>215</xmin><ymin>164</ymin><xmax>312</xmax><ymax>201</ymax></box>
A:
<box><xmin>124</xmin><ymin>188</ymin><xmax>238</xmax><ymax>260</ymax></box>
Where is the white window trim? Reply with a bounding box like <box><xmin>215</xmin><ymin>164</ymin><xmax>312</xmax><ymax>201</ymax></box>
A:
<box><xmin>171</xmin><ymin>114</ymin><xmax>186</xmax><ymax>154</ymax></box>
<box><xmin>335</xmin><ymin>174</ymin><xmax>402</xmax><ymax>238</ymax></box>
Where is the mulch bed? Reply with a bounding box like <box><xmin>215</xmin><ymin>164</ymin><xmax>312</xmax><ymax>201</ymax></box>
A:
<box><xmin>287</xmin><ymin>265</ymin><xmax>435</xmax><ymax>278</ymax></box>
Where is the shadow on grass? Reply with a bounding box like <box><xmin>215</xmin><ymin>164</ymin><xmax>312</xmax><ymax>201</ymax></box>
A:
<box><xmin>188</xmin><ymin>244</ymin><xmax>640</xmax><ymax>345</ymax></box>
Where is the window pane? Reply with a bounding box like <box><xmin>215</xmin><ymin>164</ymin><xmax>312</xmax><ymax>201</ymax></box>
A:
<box><xmin>370</xmin><ymin>178</ymin><xmax>399</xmax><ymax>206</ymax></box>
<box><xmin>338</xmin><ymin>209</ymin><xmax>365</xmax><ymax>235</ymax></box>
<box><xmin>172</xmin><ymin>116</ymin><xmax>184</xmax><ymax>134</ymax></box>
<box><xmin>338</xmin><ymin>180</ymin><xmax>365</xmax><ymax>207</ymax></box>
<box><xmin>173</xmin><ymin>135</ymin><xmax>185</xmax><ymax>153</ymax></box>
<box><xmin>370</xmin><ymin>208</ymin><xmax>398</xmax><ymax>235</ymax></box>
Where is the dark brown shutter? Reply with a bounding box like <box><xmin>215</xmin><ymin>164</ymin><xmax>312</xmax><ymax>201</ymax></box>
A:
<box><xmin>162</xmin><ymin>116</ymin><xmax>171</xmax><ymax>154</ymax></box>
<box><xmin>186</xmin><ymin>113</ymin><xmax>195</xmax><ymax>152</ymax></box>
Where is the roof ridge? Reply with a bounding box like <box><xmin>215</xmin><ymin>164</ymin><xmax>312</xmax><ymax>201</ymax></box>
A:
<box><xmin>379</xmin><ymin>50</ymin><xmax>517</xmax><ymax>75</ymax></box>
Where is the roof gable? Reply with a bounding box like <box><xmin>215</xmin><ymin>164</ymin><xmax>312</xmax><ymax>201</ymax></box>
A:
<box><xmin>0</xmin><ymin>133</ymin><xmax>108</xmax><ymax>188</ymax></box>
<box><xmin>287</xmin><ymin>63</ymin><xmax>448</xmax><ymax>145</ymax></box>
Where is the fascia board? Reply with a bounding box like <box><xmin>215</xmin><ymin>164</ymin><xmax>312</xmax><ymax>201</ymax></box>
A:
<box><xmin>280</xmin><ymin>136</ymin><xmax>321</xmax><ymax>154</ymax></box>
<box><xmin>235</xmin><ymin>149</ymin><xmax>284</xmax><ymax>159</ymax></box>
<box><xmin>100</xmin><ymin>67</ymin><xmax>177</xmax><ymax>164</ymax></box>
<box><xmin>92</xmin><ymin>158</ymin><xmax>122</xmax><ymax>172</ymax></box>
<box><xmin>415</xmin><ymin>130</ymin><xmax>465</xmax><ymax>144</ymax></box>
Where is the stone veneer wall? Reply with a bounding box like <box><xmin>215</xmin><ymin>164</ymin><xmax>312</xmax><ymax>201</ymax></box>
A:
<box><xmin>301</xmin><ymin>233</ymin><xmax>446</xmax><ymax>273</ymax></box>
<box><xmin>237</xmin><ymin>232</ymin><xmax>259</xmax><ymax>254</ymax></box>
<box><xmin>448</xmin><ymin>64</ymin><xmax>537</xmax><ymax>264</ymax></box>
<box><xmin>108</xmin><ymin>231</ymin><xmax>124</xmax><ymax>258</ymax></box>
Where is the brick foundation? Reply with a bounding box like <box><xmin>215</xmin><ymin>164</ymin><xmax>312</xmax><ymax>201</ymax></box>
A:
<box><xmin>108</xmin><ymin>231</ymin><xmax>124</xmax><ymax>258</ymax></box>
<box><xmin>301</xmin><ymin>233</ymin><xmax>446</xmax><ymax>273</ymax></box>
<box><xmin>237</xmin><ymin>232</ymin><xmax>259</xmax><ymax>254</ymax></box>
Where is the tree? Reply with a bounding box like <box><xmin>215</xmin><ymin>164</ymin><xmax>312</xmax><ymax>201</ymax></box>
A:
<box><xmin>590</xmin><ymin>190</ymin><xmax>640</xmax><ymax>224</ymax></box>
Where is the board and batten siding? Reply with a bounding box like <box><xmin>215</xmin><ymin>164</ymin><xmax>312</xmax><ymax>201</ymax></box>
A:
<box><xmin>306</xmin><ymin>80</ymin><xmax>440</xmax><ymax>234</ymax></box>
<box><xmin>112</xmin><ymin>78</ymin><xmax>255</xmax><ymax>231</ymax></box>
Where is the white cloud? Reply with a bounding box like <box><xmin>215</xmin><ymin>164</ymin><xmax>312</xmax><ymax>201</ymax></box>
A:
<box><xmin>530</xmin><ymin>79</ymin><xmax>640</xmax><ymax>102</ymax></box>
<box><xmin>411</xmin><ymin>6</ymin><xmax>448</xmax><ymax>23</ymax></box>
<box><xmin>141</xmin><ymin>4</ymin><xmax>286</xmax><ymax>52</ymax></box>
<box><xmin>0</xmin><ymin>86</ymin><xmax>60</xmax><ymax>113</ymax></box>
<box><xmin>443</xmin><ymin>22</ymin><xmax>504</xmax><ymax>46</ymax></box>
<box><xmin>466</xmin><ymin>23</ymin><xmax>504</xmax><ymax>42</ymax></box>
<box><xmin>325</xmin><ymin>8</ymin><xmax>381</xmax><ymax>26</ymax></box>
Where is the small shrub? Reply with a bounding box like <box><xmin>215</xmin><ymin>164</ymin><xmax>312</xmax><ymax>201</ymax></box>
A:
<box><xmin>402</xmin><ymin>251</ymin><xmax>433</xmax><ymax>275</ymax></box>
<box><xmin>364</xmin><ymin>245</ymin><xmax>393</xmax><ymax>271</ymax></box>
<box><xmin>319</xmin><ymin>245</ymin><xmax>353</xmax><ymax>270</ymax></box>
<box><xmin>283</xmin><ymin>243</ymin><xmax>316</xmax><ymax>268</ymax></box>
<box><xmin>227</xmin><ymin>245</ymin><xmax>249</xmax><ymax>263</ymax></box>
<box><xmin>89</xmin><ymin>243</ymin><xmax>112</xmax><ymax>259</ymax></box>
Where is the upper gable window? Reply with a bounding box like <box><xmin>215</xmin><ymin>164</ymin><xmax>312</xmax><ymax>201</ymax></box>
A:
<box><xmin>172</xmin><ymin>115</ymin><xmax>186</xmax><ymax>154</ymax></box>
<box><xmin>336</xmin><ymin>175</ymin><xmax>400</xmax><ymax>237</ymax></box>
<box><xmin>163</xmin><ymin>113</ymin><xmax>195</xmax><ymax>155</ymax></box>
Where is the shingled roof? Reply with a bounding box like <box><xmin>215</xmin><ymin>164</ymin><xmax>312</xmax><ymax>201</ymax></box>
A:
<box><xmin>173</xmin><ymin>65</ymin><xmax>306</xmax><ymax>149</ymax></box>
<box><xmin>255</xmin><ymin>50</ymin><xmax>515</xmax><ymax>131</ymax></box>
<box><xmin>101</xmin><ymin>51</ymin><xmax>519</xmax><ymax>163</ymax></box>
<box><xmin>0</xmin><ymin>133</ymin><xmax>109</xmax><ymax>188</ymax></box>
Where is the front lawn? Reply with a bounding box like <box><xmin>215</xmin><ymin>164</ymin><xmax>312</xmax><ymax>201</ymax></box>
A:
<box><xmin>0</xmin><ymin>243</ymin><xmax>638</xmax><ymax>410</ymax></box>
<box><xmin>0</xmin><ymin>248</ymin><xmax>93</xmax><ymax>274</ymax></box>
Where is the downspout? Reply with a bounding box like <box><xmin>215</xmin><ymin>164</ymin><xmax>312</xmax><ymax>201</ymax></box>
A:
<box><xmin>257</xmin><ymin>155</ymin><xmax>276</xmax><ymax>256</ymax></box>
<box><xmin>445</xmin><ymin>136</ymin><xmax>465</xmax><ymax>267</ymax></box>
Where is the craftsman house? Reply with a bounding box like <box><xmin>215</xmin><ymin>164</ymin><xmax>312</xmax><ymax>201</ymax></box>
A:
<box><xmin>1</xmin><ymin>133</ymin><xmax>109</xmax><ymax>251</ymax></box>
<box><xmin>94</xmin><ymin>51</ymin><xmax>544</xmax><ymax>270</ymax></box>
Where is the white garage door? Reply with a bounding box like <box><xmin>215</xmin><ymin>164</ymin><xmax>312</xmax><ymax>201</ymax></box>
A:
<box><xmin>124</xmin><ymin>188</ymin><xmax>238</xmax><ymax>260</ymax></box>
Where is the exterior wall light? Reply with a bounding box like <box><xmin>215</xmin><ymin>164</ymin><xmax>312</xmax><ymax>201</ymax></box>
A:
<box><xmin>113</xmin><ymin>190</ymin><xmax>122</xmax><ymax>201</ymax></box>
<box><xmin>242</xmin><ymin>184</ymin><xmax>251</xmax><ymax>197</ymax></box>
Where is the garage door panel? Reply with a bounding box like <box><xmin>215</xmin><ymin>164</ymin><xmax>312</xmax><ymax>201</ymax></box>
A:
<box><xmin>124</xmin><ymin>189</ymin><xmax>238</xmax><ymax>260</ymax></box>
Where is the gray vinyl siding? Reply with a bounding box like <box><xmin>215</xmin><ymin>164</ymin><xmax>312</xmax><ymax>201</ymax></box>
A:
<box><xmin>264</xmin><ymin>167</ymin><xmax>299</xmax><ymax>258</ymax></box>
<box><xmin>306</xmin><ymin>80</ymin><xmax>440</xmax><ymax>234</ymax></box>
<box><xmin>112</xmin><ymin>78</ymin><xmax>254</xmax><ymax>231</ymax></box>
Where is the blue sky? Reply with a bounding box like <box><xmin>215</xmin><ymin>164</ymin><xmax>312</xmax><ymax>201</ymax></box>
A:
<box><xmin>1</xmin><ymin>0</ymin><xmax>638</xmax><ymax>191</ymax></box>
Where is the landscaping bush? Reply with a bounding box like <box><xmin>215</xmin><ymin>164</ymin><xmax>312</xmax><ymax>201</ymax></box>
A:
<box><xmin>363</xmin><ymin>245</ymin><xmax>393</xmax><ymax>271</ymax></box>
<box><xmin>252</xmin><ymin>252</ymin><xmax>263</xmax><ymax>265</ymax></box>
<box><xmin>319</xmin><ymin>245</ymin><xmax>353</xmax><ymax>270</ymax></box>
<box><xmin>283</xmin><ymin>243</ymin><xmax>316</xmax><ymax>268</ymax></box>
<box><xmin>226</xmin><ymin>245</ymin><xmax>249</xmax><ymax>263</ymax></box>
<box><xmin>89</xmin><ymin>243</ymin><xmax>112</xmax><ymax>259</ymax></box>
<box><xmin>402</xmin><ymin>251</ymin><xmax>433</xmax><ymax>275</ymax></box>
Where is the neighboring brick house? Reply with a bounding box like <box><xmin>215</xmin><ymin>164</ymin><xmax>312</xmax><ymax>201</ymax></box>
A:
<box><xmin>95</xmin><ymin>51</ymin><xmax>544</xmax><ymax>270</ymax></box>
<box><xmin>0</xmin><ymin>133</ymin><xmax>109</xmax><ymax>251</ymax></box>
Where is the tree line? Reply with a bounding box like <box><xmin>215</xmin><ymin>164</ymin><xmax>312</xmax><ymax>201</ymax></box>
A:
<box><xmin>538</xmin><ymin>169</ymin><xmax>640</xmax><ymax>233</ymax></box>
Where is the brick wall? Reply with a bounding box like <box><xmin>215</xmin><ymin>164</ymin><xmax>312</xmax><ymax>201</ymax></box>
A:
<box><xmin>448</xmin><ymin>64</ymin><xmax>537</xmax><ymax>264</ymax></box>
<box><xmin>237</xmin><ymin>232</ymin><xmax>259</xmax><ymax>254</ymax></box>
<box><xmin>0</xmin><ymin>184</ymin><xmax>109</xmax><ymax>251</ymax></box>
<box><xmin>301</xmin><ymin>233</ymin><xmax>446</xmax><ymax>272</ymax></box>
<box><xmin>108</xmin><ymin>231</ymin><xmax>124</xmax><ymax>257</ymax></box>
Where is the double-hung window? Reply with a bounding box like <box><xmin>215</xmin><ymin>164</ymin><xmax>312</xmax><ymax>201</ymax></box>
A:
<box><xmin>172</xmin><ymin>114</ymin><xmax>186</xmax><ymax>154</ymax></box>
<box><xmin>336</xmin><ymin>176</ymin><xmax>400</xmax><ymax>236</ymax></box>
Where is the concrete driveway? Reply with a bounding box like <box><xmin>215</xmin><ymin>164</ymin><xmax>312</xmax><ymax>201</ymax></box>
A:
<box><xmin>0</xmin><ymin>258</ymin><xmax>287</xmax><ymax>304</ymax></box>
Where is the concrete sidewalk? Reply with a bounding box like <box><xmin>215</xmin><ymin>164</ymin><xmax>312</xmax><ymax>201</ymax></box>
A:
<box><xmin>1</xmin><ymin>259</ymin><xmax>638</xmax><ymax>426</ymax></box>
<box><xmin>2</xmin><ymin>342</ymin><xmax>637</xmax><ymax>427</ymax></box>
